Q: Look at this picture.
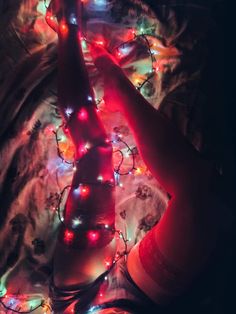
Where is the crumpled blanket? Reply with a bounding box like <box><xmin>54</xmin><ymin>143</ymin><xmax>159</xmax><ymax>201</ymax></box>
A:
<box><xmin>0</xmin><ymin>1</ymin><xmax>231</xmax><ymax>313</ymax></box>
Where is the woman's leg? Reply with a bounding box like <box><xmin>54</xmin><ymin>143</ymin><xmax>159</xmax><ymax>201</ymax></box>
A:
<box><xmin>47</xmin><ymin>0</ymin><xmax>116</xmax><ymax>288</ymax></box>
<box><xmin>91</xmin><ymin>46</ymin><xmax>220</xmax><ymax>304</ymax></box>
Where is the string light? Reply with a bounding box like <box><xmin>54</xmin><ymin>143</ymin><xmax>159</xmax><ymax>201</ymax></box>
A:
<box><xmin>112</xmin><ymin>136</ymin><xmax>137</xmax><ymax>176</ymax></box>
<box><xmin>64</xmin><ymin>229</ymin><xmax>74</xmax><ymax>244</ymax></box>
<box><xmin>72</xmin><ymin>217</ymin><xmax>83</xmax><ymax>229</ymax></box>
<box><xmin>69</xmin><ymin>13</ymin><xmax>77</xmax><ymax>25</ymax></box>
<box><xmin>104</xmin><ymin>259</ymin><xmax>112</xmax><ymax>268</ymax></box>
<box><xmin>97</xmin><ymin>175</ymin><xmax>103</xmax><ymax>182</ymax></box>
<box><xmin>78</xmin><ymin>144</ymin><xmax>87</xmax><ymax>155</ymax></box>
<box><xmin>0</xmin><ymin>297</ymin><xmax>45</xmax><ymax>314</ymax></box>
<box><xmin>27</xmin><ymin>3</ymin><xmax>157</xmax><ymax>313</ymax></box>
<box><xmin>73</xmin><ymin>187</ymin><xmax>81</xmax><ymax>195</ymax></box>
<box><xmin>110</xmin><ymin>32</ymin><xmax>160</xmax><ymax>91</ymax></box>
<box><xmin>78</xmin><ymin>108</ymin><xmax>88</xmax><ymax>121</ymax></box>
<box><xmin>136</xmin><ymin>167</ymin><xmax>143</xmax><ymax>175</ymax></box>
<box><xmin>65</xmin><ymin>107</ymin><xmax>74</xmax><ymax>118</ymax></box>
<box><xmin>80</xmin><ymin>185</ymin><xmax>90</xmax><ymax>197</ymax></box>
<box><xmin>87</xmin><ymin>230</ymin><xmax>100</xmax><ymax>242</ymax></box>
<box><xmin>95</xmin><ymin>40</ymin><xmax>105</xmax><ymax>46</ymax></box>
<box><xmin>45</xmin><ymin>0</ymin><xmax>160</xmax><ymax>92</ymax></box>
<box><xmin>54</xmin><ymin>121</ymin><xmax>138</xmax><ymax>174</ymax></box>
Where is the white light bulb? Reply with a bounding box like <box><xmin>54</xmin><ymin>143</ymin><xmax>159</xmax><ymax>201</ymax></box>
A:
<box><xmin>69</xmin><ymin>14</ymin><xmax>77</xmax><ymax>25</ymax></box>
<box><xmin>73</xmin><ymin>188</ymin><xmax>80</xmax><ymax>195</ymax></box>
<box><xmin>97</xmin><ymin>175</ymin><xmax>103</xmax><ymax>181</ymax></box>
<box><xmin>84</xmin><ymin>142</ymin><xmax>91</xmax><ymax>150</ymax></box>
<box><xmin>72</xmin><ymin>217</ymin><xmax>83</xmax><ymax>228</ymax></box>
<box><xmin>65</xmin><ymin>107</ymin><xmax>73</xmax><ymax>117</ymax></box>
<box><xmin>124</xmin><ymin>151</ymin><xmax>130</xmax><ymax>158</ymax></box>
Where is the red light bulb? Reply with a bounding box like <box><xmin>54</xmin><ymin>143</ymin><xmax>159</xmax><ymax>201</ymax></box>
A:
<box><xmin>104</xmin><ymin>258</ymin><xmax>112</xmax><ymax>268</ymax></box>
<box><xmin>64</xmin><ymin>229</ymin><xmax>74</xmax><ymax>244</ymax></box>
<box><xmin>88</xmin><ymin>230</ymin><xmax>100</xmax><ymax>242</ymax></box>
<box><xmin>77</xmin><ymin>108</ymin><xmax>88</xmax><ymax>121</ymax></box>
<box><xmin>60</xmin><ymin>22</ymin><xmax>68</xmax><ymax>35</ymax></box>
<box><xmin>95</xmin><ymin>40</ymin><xmax>105</xmax><ymax>46</ymax></box>
<box><xmin>78</xmin><ymin>144</ymin><xmax>86</xmax><ymax>155</ymax></box>
<box><xmin>80</xmin><ymin>185</ymin><xmax>90</xmax><ymax>197</ymax></box>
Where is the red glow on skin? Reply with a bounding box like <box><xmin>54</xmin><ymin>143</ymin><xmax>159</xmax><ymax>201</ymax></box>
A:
<box><xmin>46</xmin><ymin>13</ymin><xmax>54</xmax><ymax>22</ymax></box>
<box><xmin>80</xmin><ymin>185</ymin><xmax>90</xmax><ymax>197</ymax></box>
<box><xmin>46</xmin><ymin>12</ymin><xmax>52</xmax><ymax>22</ymax></box>
<box><xmin>64</xmin><ymin>230</ymin><xmax>74</xmax><ymax>243</ymax></box>
<box><xmin>87</xmin><ymin>230</ymin><xmax>100</xmax><ymax>242</ymax></box>
<box><xmin>45</xmin><ymin>10</ymin><xmax>59</xmax><ymax>32</ymax></box>
<box><xmin>77</xmin><ymin>108</ymin><xmax>88</xmax><ymax>121</ymax></box>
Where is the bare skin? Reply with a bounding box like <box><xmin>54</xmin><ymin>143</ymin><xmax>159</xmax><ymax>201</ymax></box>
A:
<box><xmin>55</xmin><ymin>40</ymin><xmax>220</xmax><ymax>296</ymax></box>
<box><xmin>51</xmin><ymin>0</ymin><xmax>116</xmax><ymax>288</ymax></box>
<box><xmin>90</xmin><ymin>45</ymin><xmax>221</xmax><ymax>302</ymax></box>
<box><xmin>49</xmin><ymin>0</ymin><xmax>220</xmax><ymax>304</ymax></box>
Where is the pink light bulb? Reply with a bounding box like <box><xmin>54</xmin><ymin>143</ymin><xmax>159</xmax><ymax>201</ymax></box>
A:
<box><xmin>77</xmin><ymin>108</ymin><xmax>88</xmax><ymax>121</ymax></box>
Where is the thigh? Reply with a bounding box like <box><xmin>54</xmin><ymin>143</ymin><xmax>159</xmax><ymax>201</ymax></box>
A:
<box><xmin>127</xmin><ymin>189</ymin><xmax>220</xmax><ymax>304</ymax></box>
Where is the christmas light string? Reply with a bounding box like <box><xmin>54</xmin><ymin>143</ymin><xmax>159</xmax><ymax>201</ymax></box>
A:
<box><xmin>56</xmin><ymin>184</ymin><xmax>71</xmax><ymax>224</ymax></box>
<box><xmin>44</xmin><ymin>0</ymin><xmax>160</xmax><ymax>92</ymax></box>
<box><xmin>113</xmin><ymin>136</ymin><xmax>137</xmax><ymax>176</ymax></box>
<box><xmin>0</xmin><ymin>297</ymin><xmax>50</xmax><ymax>314</ymax></box>
<box><xmin>52</xmin><ymin>113</ymin><xmax>132</xmax><ymax>269</ymax></box>
<box><xmin>0</xmin><ymin>2</ymin><xmax>158</xmax><ymax>312</ymax></box>
<box><xmin>81</xmin><ymin>32</ymin><xmax>158</xmax><ymax>92</ymax></box>
<box><xmin>110</xmin><ymin>32</ymin><xmax>158</xmax><ymax>91</ymax></box>
<box><xmin>55</xmin><ymin>180</ymin><xmax>130</xmax><ymax>258</ymax></box>
<box><xmin>135</xmin><ymin>34</ymin><xmax>157</xmax><ymax>91</ymax></box>
<box><xmin>53</xmin><ymin>121</ymin><xmax>138</xmax><ymax>177</ymax></box>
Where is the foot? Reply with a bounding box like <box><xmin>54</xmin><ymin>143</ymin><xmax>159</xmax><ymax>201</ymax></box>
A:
<box><xmin>46</xmin><ymin>0</ymin><xmax>82</xmax><ymax>31</ymax></box>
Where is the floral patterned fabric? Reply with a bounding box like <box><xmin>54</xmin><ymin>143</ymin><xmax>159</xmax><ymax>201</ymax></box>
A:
<box><xmin>0</xmin><ymin>1</ymin><xmax>229</xmax><ymax>313</ymax></box>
